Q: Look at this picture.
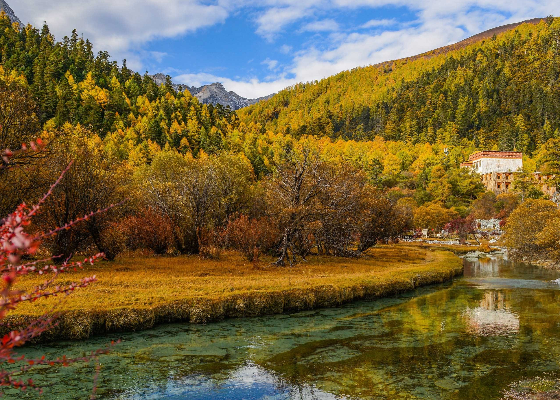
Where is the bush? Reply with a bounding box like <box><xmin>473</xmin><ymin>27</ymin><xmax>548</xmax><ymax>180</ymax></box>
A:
<box><xmin>477</xmin><ymin>243</ymin><xmax>491</xmax><ymax>253</ymax></box>
<box><xmin>119</xmin><ymin>208</ymin><xmax>174</xmax><ymax>255</ymax></box>
<box><xmin>223</xmin><ymin>215</ymin><xmax>279</xmax><ymax>262</ymax></box>
<box><xmin>536</xmin><ymin>216</ymin><xmax>560</xmax><ymax>263</ymax></box>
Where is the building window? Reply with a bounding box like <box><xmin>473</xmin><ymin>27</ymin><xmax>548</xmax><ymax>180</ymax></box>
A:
<box><xmin>497</xmin><ymin>183</ymin><xmax>501</xmax><ymax>189</ymax></box>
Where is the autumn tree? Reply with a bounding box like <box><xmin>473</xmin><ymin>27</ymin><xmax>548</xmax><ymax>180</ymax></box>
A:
<box><xmin>512</xmin><ymin>169</ymin><xmax>544</xmax><ymax>201</ymax></box>
<box><xmin>37</xmin><ymin>125</ymin><xmax>130</xmax><ymax>261</ymax></box>
<box><xmin>445</xmin><ymin>217</ymin><xmax>476</xmax><ymax>243</ymax></box>
<box><xmin>470</xmin><ymin>192</ymin><xmax>498</xmax><ymax>220</ymax></box>
<box><xmin>495</xmin><ymin>193</ymin><xmax>520</xmax><ymax>220</ymax></box>
<box><xmin>313</xmin><ymin>164</ymin><xmax>369</xmax><ymax>256</ymax></box>
<box><xmin>537</xmin><ymin>138</ymin><xmax>560</xmax><ymax>191</ymax></box>
<box><xmin>535</xmin><ymin>216</ymin><xmax>560</xmax><ymax>264</ymax></box>
<box><xmin>0</xmin><ymin>70</ymin><xmax>45</xmax><ymax>217</ymax></box>
<box><xmin>413</xmin><ymin>202</ymin><xmax>459</xmax><ymax>232</ymax></box>
<box><xmin>503</xmin><ymin>199</ymin><xmax>560</xmax><ymax>260</ymax></box>
<box><xmin>223</xmin><ymin>215</ymin><xmax>279</xmax><ymax>262</ymax></box>
<box><xmin>267</xmin><ymin>149</ymin><xmax>327</xmax><ymax>266</ymax></box>
<box><xmin>138</xmin><ymin>149</ymin><xmax>254</xmax><ymax>254</ymax></box>
<box><xmin>357</xmin><ymin>191</ymin><xmax>413</xmax><ymax>252</ymax></box>
<box><xmin>0</xmin><ymin>68</ymin><xmax>42</xmax><ymax>166</ymax></box>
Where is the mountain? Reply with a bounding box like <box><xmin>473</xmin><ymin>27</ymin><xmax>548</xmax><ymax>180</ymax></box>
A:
<box><xmin>152</xmin><ymin>20</ymin><xmax>542</xmax><ymax>113</ymax></box>
<box><xmin>371</xmin><ymin>18</ymin><xmax>545</xmax><ymax>72</ymax></box>
<box><xmin>0</xmin><ymin>0</ymin><xmax>20</xmax><ymax>24</ymax></box>
<box><xmin>239</xmin><ymin>18</ymin><xmax>558</xmax><ymax>154</ymax></box>
<box><xmin>151</xmin><ymin>73</ymin><xmax>273</xmax><ymax>110</ymax></box>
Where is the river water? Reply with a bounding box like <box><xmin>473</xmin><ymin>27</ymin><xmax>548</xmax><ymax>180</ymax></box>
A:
<box><xmin>10</xmin><ymin>254</ymin><xmax>560</xmax><ymax>399</ymax></box>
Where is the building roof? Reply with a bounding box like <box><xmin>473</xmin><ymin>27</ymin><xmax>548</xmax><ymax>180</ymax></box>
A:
<box><xmin>468</xmin><ymin>151</ymin><xmax>523</xmax><ymax>162</ymax></box>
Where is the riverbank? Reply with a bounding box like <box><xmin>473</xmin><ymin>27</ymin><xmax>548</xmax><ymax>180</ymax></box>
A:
<box><xmin>4</xmin><ymin>245</ymin><xmax>463</xmax><ymax>341</ymax></box>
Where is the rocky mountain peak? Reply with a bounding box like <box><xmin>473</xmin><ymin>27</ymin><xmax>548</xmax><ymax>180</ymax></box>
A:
<box><xmin>150</xmin><ymin>74</ymin><xmax>273</xmax><ymax>110</ymax></box>
<box><xmin>0</xmin><ymin>0</ymin><xmax>20</xmax><ymax>25</ymax></box>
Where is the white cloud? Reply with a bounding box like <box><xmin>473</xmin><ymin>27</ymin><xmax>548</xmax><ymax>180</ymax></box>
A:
<box><xmin>280</xmin><ymin>44</ymin><xmax>293</xmax><ymax>54</ymax></box>
<box><xmin>255</xmin><ymin>6</ymin><xmax>312</xmax><ymax>40</ymax></box>
<box><xmin>300</xmin><ymin>19</ymin><xmax>340</xmax><ymax>32</ymax></box>
<box><xmin>361</xmin><ymin>18</ymin><xmax>396</xmax><ymax>29</ymax></box>
<box><xmin>149</xmin><ymin>51</ymin><xmax>168</xmax><ymax>64</ymax></box>
<box><xmin>13</xmin><ymin>0</ymin><xmax>229</xmax><ymax>63</ymax></box>
<box><xmin>262</xmin><ymin>58</ymin><xmax>279</xmax><ymax>70</ymax></box>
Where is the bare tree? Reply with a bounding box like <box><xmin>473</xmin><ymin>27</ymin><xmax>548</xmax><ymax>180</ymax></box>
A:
<box><xmin>267</xmin><ymin>150</ymin><xmax>327</xmax><ymax>266</ymax></box>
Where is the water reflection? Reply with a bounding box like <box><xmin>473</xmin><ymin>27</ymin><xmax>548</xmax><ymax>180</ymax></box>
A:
<box><xmin>464</xmin><ymin>255</ymin><xmax>502</xmax><ymax>277</ymax></box>
<box><xmin>464</xmin><ymin>291</ymin><xmax>520</xmax><ymax>336</ymax></box>
<box><xmin>114</xmin><ymin>363</ymin><xmax>346</xmax><ymax>400</ymax></box>
<box><xmin>10</xmin><ymin>255</ymin><xmax>560</xmax><ymax>400</ymax></box>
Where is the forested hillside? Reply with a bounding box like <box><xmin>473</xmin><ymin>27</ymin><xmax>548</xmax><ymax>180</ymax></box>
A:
<box><xmin>240</xmin><ymin>17</ymin><xmax>560</xmax><ymax>155</ymax></box>
<box><xmin>1</xmin><ymin>13</ymin><xmax>559</xmax><ymax>263</ymax></box>
<box><xmin>0</xmin><ymin>16</ymin><xmax>236</xmax><ymax>155</ymax></box>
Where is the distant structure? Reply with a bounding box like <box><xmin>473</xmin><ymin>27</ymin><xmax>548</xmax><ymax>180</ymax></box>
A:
<box><xmin>461</xmin><ymin>151</ymin><xmax>523</xmax><ymax>194</ymax></box>
<box><xmin>461</xmin><ymin>151</ymin><xmax>523</xmax><ymax>174</ymax></box>
<box><xmin>462</xmin><ymin>150</ymin><xmax>557</xmax><ymax>198</ymax></box>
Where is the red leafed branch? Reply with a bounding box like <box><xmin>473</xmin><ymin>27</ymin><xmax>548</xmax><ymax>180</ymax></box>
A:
<box><xmin>0</xmin><ymin>138</ymin><xmax>46</xmax><ymax>170</ymax></box>
<box><xmin>0</xmin><ymin>150</ymin><xmax>115</xmax><ymax>395</ymax></box>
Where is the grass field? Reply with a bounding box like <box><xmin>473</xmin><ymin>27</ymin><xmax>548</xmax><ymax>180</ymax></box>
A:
<box><xmin>5</xmin><ymin>245</ymin><xmax>463</xmax><ymax>341</ymax></box>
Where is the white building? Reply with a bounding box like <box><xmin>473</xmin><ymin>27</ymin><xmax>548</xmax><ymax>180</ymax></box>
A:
<box><xmin>461</xmin><ymin>151</ymin><xmax>523</xmax><ymax>175</ymax></box>
<box><xmin>461</xmin><ymin>151</ymin><xmax>523</xmax><ymax>194</ymax></box>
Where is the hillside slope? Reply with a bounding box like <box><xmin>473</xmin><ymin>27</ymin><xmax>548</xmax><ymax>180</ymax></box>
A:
<box><xmin>240</xmin><ymin>18</ymin><xmax>558</xmax><ymax>155</ymax></box>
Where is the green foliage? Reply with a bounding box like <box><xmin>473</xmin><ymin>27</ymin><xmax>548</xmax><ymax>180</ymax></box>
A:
<box><xmin>240</xmin><ymin>19</ymin><xmax>560</xmax><ymax>155</ymax></box>
<box><xmin>536</xmin><ymin>138</ymin><xmax>560</xmax><ymax>190</ymax></box>
<box><xmin>0</xmin><ymin>15</ymin><xmax>237</xmax><ymax>155</ymax></box>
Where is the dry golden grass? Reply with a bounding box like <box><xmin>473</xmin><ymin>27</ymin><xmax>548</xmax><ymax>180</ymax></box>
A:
<box><xmin>5</xmin><ymin>245</ymin><xmax>463</xmax><ymax>340</ymax></box>
<box><xmin>407</xmin><ymin>242</ymin><xmax>476</xmax><ymax>255</ymax></box>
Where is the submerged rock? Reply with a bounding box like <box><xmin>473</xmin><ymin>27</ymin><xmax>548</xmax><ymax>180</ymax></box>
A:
<box><xmin>503</xmin><ymin>376</ymin><xmax>560</xmax><ymax>399</ymax></box>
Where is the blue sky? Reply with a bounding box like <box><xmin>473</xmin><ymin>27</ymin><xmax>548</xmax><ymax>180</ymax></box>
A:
<box><xmin>11</xmin><ymin>0</ymin><xmax>560</xmax><ymax>98</ymax></box>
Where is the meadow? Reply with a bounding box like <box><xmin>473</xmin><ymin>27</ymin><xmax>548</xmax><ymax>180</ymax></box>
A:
<box><xmin>4</xmin><ymin>245</ymin><xmax>463</xmax><ymax>341</ymax></box>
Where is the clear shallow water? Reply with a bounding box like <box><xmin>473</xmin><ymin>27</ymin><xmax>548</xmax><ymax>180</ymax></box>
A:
<box><xmin>9</xmin><ymin>255</ymin><xmax>560</xmax><ymax>399</ymax></box>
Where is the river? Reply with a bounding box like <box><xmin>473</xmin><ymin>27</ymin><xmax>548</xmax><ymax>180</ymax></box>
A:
<box><xmin>9</xmin><ymin>254</ymin><xmax>560</xmax><ymax>399</ymax></box>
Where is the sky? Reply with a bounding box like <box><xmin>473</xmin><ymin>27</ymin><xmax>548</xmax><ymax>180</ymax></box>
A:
<box><xmin>9</xmin><ymin>1</ymin><xmax>560</xmax><ymax>99</ymax></box>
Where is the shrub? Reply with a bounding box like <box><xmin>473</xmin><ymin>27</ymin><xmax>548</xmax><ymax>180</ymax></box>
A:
<box><xmin>477</xmin><ymin>243</ymin><xmax>492</xmax><ymax>253</ymax></box>
<box><xmin>118</xmin><ymin>208</ymin><xmax>174</xmax><ymax>255</ymax></box>
<box><xmin>445</xmin><ymin>217</ymin><xmax>476</xmax><ymax>244</ymax></box>
<box><xmin>535</xmin><ymin>216</ymin><xmax>560</xmax><ymax>263</ymax></box>
<box><xmin>223</xmin><ymin>215</ymin><xmax>279</xmax><ymax>262</ymax></box>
